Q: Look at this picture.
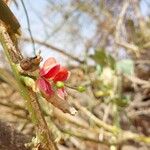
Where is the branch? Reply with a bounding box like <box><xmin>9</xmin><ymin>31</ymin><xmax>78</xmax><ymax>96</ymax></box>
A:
<box><xmin>125</xmin><ymin>75</ymin><xmax>150</xmax><ymax>88</ymax></box>
<box><xmin>0</xmin><ymin>21</ymin><xmax>57</xmax><ymax>150</ymax></box>
<box><xmin>57</xmin><ymin>124</ymin><xmax>112</xmax><ymax>145</ymax></box>
<box><xmin>72</xmin><ymin>101</ymin><xmax>150</xmax><ymax>144</ymax></box>
<box><xmin>0</xmin><ymin>68</ymin><xmax>18</xmax><ymax>90</ymax></box>
<box><xmin>115</xmin><ymin>40</ymin><xmax>140</xmax><ymax>55</ymax></box>
<box><xmin>22</xmin><ymin>37</ymin><xmax>84</xmax><ymax>64</ymax></box>
<box><xmin>115</xmin><ymin>1</ymin><xmax>129</xmax><ymax>43</ymax></box>
<box><xmin>72</xmin><ymin>101</ymin><xmax>119</xmax><ymax>133</ymax></box>
<box><xmin>114</xmin><ymin>1</ymin><xmax>140</xmax><ymax>56</ymax></box>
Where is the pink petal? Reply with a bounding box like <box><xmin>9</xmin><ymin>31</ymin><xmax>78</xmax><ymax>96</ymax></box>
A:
<box><xmin>57</xmin><ymin>88</ymin><xmax>67</xmax><ymax>100</ymax></box>
<box><xmin>40</xmin><ymin>57</ymin><xmax>60</xmax><ymax>78</ymax></box>
<box><xmin>40</xmin><ymin>64</ymin><xmax>60</xmax><ymax>78</ymax></box>
<box><xmin>53</xmin><ymin>67</ymin><xmax>70</xmax><ymax>82</ymax></box>
<box><xmin>36</xmin><ymin>77</ymin><xmax>54</xmax><ymax>96</ymax></box>
<box><xmin>43</xmin><ymin>57</ymin><xmax>57</xmax><ymax>69</ymax></box>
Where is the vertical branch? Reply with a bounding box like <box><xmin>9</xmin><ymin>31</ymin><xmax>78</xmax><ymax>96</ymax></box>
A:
<box><xmin>115</xmin><ymin>1</ymin><xmax>129</xmax><ymax>40</ymax></box>
<box><xmin>20</xmin><ymin>0</ymin><xmax>36</xmax><ymax>54</ymax></box>
<box><xmin>0</xmin><ymin>21</ymin><xmax>57</xmax><ymax>150</ymax></box>
<box><xmin>115</xmin><ymin>1</ymin><xmax>129</xmax><ymax>57</ymax></box>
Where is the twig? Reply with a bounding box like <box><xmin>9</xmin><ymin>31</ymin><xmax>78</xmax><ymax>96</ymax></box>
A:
<box><xmin>72</xmin><ymin>101</ymin><xmax>119</xmax><ymax>133</ymax></box>
<box><xmin>56</xmin><ymin>124</ymin><xmax>112</xmax><ymax>145</ymax></box>
<box><xmin>128</xmin><ymin>100</ymin><xmax>150</xmax><ymax>109</ymax></box>
<box><xmin>128</xmin><ymin>109</ymin><xmax>150</xmax><ymax>118</ymax></box>
<box><xmin>0</xmin><ymin>68</ymin><xmax>18</xmax><ymax>90</ymax></box>
<box><xmin>52</xmin><ymin>108</ymin><xmax>89</xmax><ymax>129</ymax></box>
<box><xmin>0</xmin><ymin>101</ymin><xmax>27</xmax><ymax>112</ymax></box>
<box><xmin>115</xmin><ymin>40</ymin><xmax>139</xmax><ymax>54</ymax></box>
<box><xmin>125</xmin><ymin>75</ymin><xmax>150</xmax><ymax>87</ymax></box>
<box><xmin>115</xmin><ymin>1</ymin><xmax>129</xmax><ymax>42</ymax></box>
<box><xmin>22</xmin><ymin>37</ymin><xmax>84</xmax><ymax>63</ymax></box>
<box><xmin>71</xmin><ymin>101</ymin><xmax>150</xmax><ymax>144</ymax></box>
<box><xmin>114</xmin><ymin>1</ymin><xmax>129</xmax><ymax>57</ymax></box>
<box><xmin>99</xmin><ymin>103</ymin><xmax>111</xmax><ymax>141</ymax></box>
<box><xmin>115</xmin><ymin>1</ymin><xmax>140</xmax><ymax>56</ymax></box>
<box><xmin>135</xmin><ymin>60</ymin><xmax>150</xmax><ymax>65</ymax></box>
<box><xmin>20</xmin><ymin>0</ymin><xmax>36</xmax><ymax>55</ymax></box>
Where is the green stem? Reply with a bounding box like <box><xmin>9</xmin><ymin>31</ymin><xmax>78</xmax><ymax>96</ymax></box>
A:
<box><xmin>0</xmin><ymin>21</ymin><xmax>56</xmax><ymax>150</ymax></box>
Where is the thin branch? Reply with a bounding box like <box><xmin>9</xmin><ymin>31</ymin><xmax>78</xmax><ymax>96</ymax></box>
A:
<box><xmin>52</xmin><ymin>108</ymin><xmax>89</xmax><ymax>129</ymax></box>
<box><xmin>71</xmin><ymin>101</ymin><xmax>150</xmax><ymax>144</ymax></box>
<box><xmin>114</xmin><ymin>1</ymin><xmax>140</xmax><ymax>56</ymax></box>
<box><xmin>115</xmin><ymin>1</ymin><xmax>129</xmax><ymax>42</ymax></box>
<box><xmin>0</xmin><ymin>101</ymin><xmax>27</xmax><ymax>112</ymax></box>
<box><xmin>115</xmin><ymin>40</ymin><xmax>140</xmax><ymax>55</ymax></box>
<box><xmin>128</xmin><ymin>109</ymin><xmax>150</xmax><ymax>118</ymax></box>
<box><xmin>20</xmin><ymin>0</ymin><xmax>36</xmax><ymax>55</ymax></box>
<box><xmin>114</xmin><ymin>0</ymin><xmax>129</xmax><ymax>56</ymax></box>
<box><xmin>72</xmin><ymin>101</ymin><xmax>119</xmax><ymax>133</ymax></box>
<box><xmin>57</xmin><ymin>125</ymin><xmax>112</xmax><ymax>145</ymax></box>
<box><xmin>125</xmin><ymin>75</ymin><xmax>150</xmax><ymax>88</ymax></box>
<box><xmin>0</xmin><ymin>68</ymin><xmax>18</xmax><ymax>90</ymax></box>
<box><xmin>22</xmin><ymin>37</ymin><xmax>84</xmax><ymax>64</ymax></box>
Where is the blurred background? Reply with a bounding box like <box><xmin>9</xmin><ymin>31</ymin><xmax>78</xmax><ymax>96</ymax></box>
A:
<box><xmin>0</xmin><ymin>0</ymin><xmax>150</xmax><ymax>150</ymax></box>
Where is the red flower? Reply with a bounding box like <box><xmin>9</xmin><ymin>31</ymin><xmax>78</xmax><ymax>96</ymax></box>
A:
<box><xmin>36</xmin><ymin>77</ymin><xmax>54</xmax><ymax>96</ymax></box>
<box><xmin>37</xmin><ymin>57</ymin><xmax>70</xmax><ymax>99</ymax></box>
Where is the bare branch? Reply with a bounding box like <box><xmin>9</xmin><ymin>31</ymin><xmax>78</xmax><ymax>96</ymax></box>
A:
<box><xmin>22</xmin><ymin>38</ymin><xmax>84</xmax><ymax>64</ymax></box>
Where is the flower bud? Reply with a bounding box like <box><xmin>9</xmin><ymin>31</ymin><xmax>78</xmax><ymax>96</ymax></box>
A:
<box><xmin>77</xmin><ymin>86</ymin><xmax>86</xmax><ymax>92</ymax></box>
<box><xmin>56</xmin><ymin>81</ymin><xmax>65</xmax><ymax>88</ymax></box>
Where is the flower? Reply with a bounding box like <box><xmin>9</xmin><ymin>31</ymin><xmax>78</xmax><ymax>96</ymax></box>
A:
<box><xmin>36</xmin><ymin>57</ymin><xmax>70</xmax><ymax>99</ymax></box>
